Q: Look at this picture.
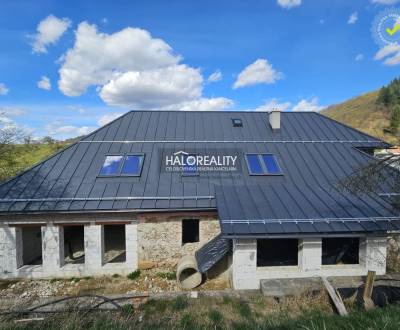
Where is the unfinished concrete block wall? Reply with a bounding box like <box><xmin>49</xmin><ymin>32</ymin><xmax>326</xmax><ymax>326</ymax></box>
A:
<box><xmin>125</xmin><ymin>223</ymin><xmax>138</xmax><ymax>270</ymax></box>
<box><xmin>137</xmin><ymin>214</ymin><xmax>220</xmax><ymax>268</ymax></box>
<box><xmin>0</xmin><ymin>225</ymin><xmax>22</xmax><ymax>276</ymax></box>
<box><xmin>84</xmin><ymin>223</ymin><xmax>105</xmax><ymax>270</ymax></box>
<box><xmin>42</xmin><ymin>224</ymin><xmax>64</xmax><ymax>272</ymax></box>
<box><xmin>232</xmin><ymin>236</ymin><xmax>388</xmax><ymax>290</ymax></box>
<box><xmin>1</xmin><ymin>213</ymin><xmax>139</xmax><ymax>279</ymax></box>
<box><xmin>232</xmin><ymin>239</ymin><xmax>258</xmax><ymax>290</ymax></box>
<box><xmin>360</xmin><ymin>236</ymin><xmax>387</xmax><ymax>275</ymax></box>
<box><xmin>298</xmin><ymin>238</ymin><xmax>321</xmax><ymax>271</ymax></box>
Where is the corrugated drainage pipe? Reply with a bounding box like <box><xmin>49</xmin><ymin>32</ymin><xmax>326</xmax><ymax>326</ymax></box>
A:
<box><xmin>176</xmin><ymin>255</ymin><xmax>202</xmax><ymax>289</ymax></box>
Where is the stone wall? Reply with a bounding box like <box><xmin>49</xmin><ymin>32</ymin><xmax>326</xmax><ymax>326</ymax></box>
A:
<box><xmin>137</xmin><ymin>213</ymin><xmax>220</xmax><ymax>268</ymax></box>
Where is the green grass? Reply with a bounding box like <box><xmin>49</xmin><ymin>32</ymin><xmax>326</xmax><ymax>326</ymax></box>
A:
<box><xmin>156</xmin><ymin>271</ymin><xmax>176</xmax><ymax>280</ymax></box>
<box><xmin>2</xmin><ymin>297</ymin><xmax>400</xmax><ymax>329</ymax></box>
<box><xmin>171</xmin><ymin>296</ymin><xmax>188</xmax><ymax>311</ymax></box>
<box><xmin>126</xmin><ymin>270</ymin><xmax>141</xmax><ymax>281</ymax></box>
<box><xmin>0</xmin><ymin>143</ymin><xmax>68</xmax><ymax>183</ymax></box>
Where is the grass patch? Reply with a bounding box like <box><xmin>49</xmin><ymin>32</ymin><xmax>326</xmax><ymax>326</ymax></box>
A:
<box><xmin>180</xmin><ymin>313</ymin><xmax>198</xmax><ymax>329</ymax></box>
<box><xmin>156</xmin><ymin>271</ymin><xmax>176</xmax><ymax>280</ymax></box>
<box><xmin>141</xmin><ymin>299</ymin><xmax>169</xmax><ymax>314</ymax></box>
<box><xmin>121</xmin><ymin>304</ymin><xmax>134</xmax><ymax>316</ymax></box>
<box><xmin>127</xmin><ymin>270</ymin><xmax>141</xmax><ymax>281</ymax></box>
<box><xmin>235</xmin><ymin>300</ymin><xmax>252</xmax><ymax>319</ymax></box>
<box><xmin>171</xmin><ymin>295</ymin><xmax>188</xmax><ymax>311</ymax></box>
<box><xmin>112</xmin><ymin>274</ymin><xmax>120</xmax><ymax>278</ymax></box>
<box><xmin>208</xmin><ymin>309</ymin><xmax>223</xmax><ymax>327</ymax></box>
<box><xmin>69</xmin><ymin>277</ymin><xmax>81</xmax><ymax>283</ymax></box>
<box><xmin>3</xmin><ymin>292</ymin><xmax>400</xmax><ymax>330</ymax></box>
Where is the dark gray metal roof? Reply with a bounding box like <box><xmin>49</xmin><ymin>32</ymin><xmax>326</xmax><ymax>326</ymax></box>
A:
<box><xmin>0</xmin><ymin>111</ymin><xmax>392</xmax><ymax>223</ymax></box>
<box><xmin>216</xmin><ymin>184</ymin><xmax>400</xmax><ymax>237</ymax></box>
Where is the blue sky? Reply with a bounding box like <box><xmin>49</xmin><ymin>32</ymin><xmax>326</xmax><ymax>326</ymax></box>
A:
<box><xmin>0</xmin><ymin>0</ymin><xmax>399</xmax><ymax>139</ymax></box>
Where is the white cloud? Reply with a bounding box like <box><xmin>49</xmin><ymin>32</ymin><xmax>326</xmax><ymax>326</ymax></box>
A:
<box><xmin>0</xmin><ymin>107</ymin><xmax>30</xmax><ymax>134</ymax></box>
<box><xmin>58</xmin><ymin>22</ymin><xmax>233</xmax><ymax>110</ymax></box>
<box><xmin>0</xmin><ymin>83</ymin><xmax>9</xmax><ymax>95</ymax></box>
<box><xmin>254</xmin><ymin>99</ymin><xmax>291</xmax><ymax>112</ymax></box>
<box><xmin>31</xmin><ymin>15</ymin><xmax>71</xmax><ymax>54</ymax></box>
<box><xmin>292</xmin><ymin>97</ymin><xmax>325</xmax><ymax>112</ymax></box>
<box><xmin>58</xmin><ymin>22</ymin><xmax>180</xmax><ymax>97</ymax></box>
<box><xmin>37</xmin><ymin>76</ymin><xmax>51</xmax><ymax>90</ymax></box>
<box><xmin>374</xmin><ymin>43</ymin><xmax>400</xmax><ymax>66</ymax></box>
<box><xmin>98</xmin><ymin>113</ymin><xmax>123</xmax><ymax>126</ymax></box>
<box><xmin>68</xmin><ymin>105</ymin><xmax>86</xmax><ymax>114</ymax></box>
<box><xmin>100</xmin><ymin>65</ymin><xmax>202</xmax><ymax>108</ymax></box>
<box><xmin>355</xmin><ymin>53</ymin><xmax>364</xmax><ymax>61</ymax></box>
<box><xmin>207</xmin><ymin>70</ymin><xmax>222</xmax><ymax>82</ymax></box>
<box><xmin>371</xmin><ymin>0</ymin><xmax>400</xmax><ymax>4</ymax></box>
<box><xmin>277</xmin><ymin>0</ymin><xmax>301</xmax><ymax>9</ymax></box>
<box><xmin>0</xmin><ymin>107</ymin><xmax>28</xmax><ymax>117</ymax></box>
<box><xmin>163</xmin><ymin>97</ymin><xmax>233</xmax><ymax>111</ymax></box>
<box><xmin>0</xmin><ymin>114</ymin><xmax>14</xmax><ymax>126</ymax></box>
<box><xmin>233</xmin><ymin>59</ymin><xmax>283</xmax><ymax>89</ymax></box>
<box><xmin>348</xmin><ymin>12</ymin><xmax>358</xmax><ymax>24</ymax></box>
<box><xmin>45</xmin><ymin>121</ymin><xmax>94</xmax><ymax>137</ymax></box>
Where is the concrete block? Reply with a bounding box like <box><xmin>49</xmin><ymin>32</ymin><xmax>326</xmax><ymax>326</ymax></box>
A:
<box><xmin>125</xmin><ymin>223</ymin><xmax>138</xmax><ymax>270</ymax></box>
<box><xmin>84</xmin><ymin>224</ymin><xmax>104</xmax><ymax>270</ymax></box>
<box><xmin>360</xmin><ymin>236</ymin><xmax>387</xmax><ymax>275</ymax></box>
<box><xmin>0</xmin><ymin>226</ymin><xmax>22</xmax><ymax>277</ymax></box>
<box><xmin>42</xmin><ymin>224</ymin><xmax>64</xmax><ymax>273</ymax></box>
<box><xmin>232</xmin><ymin>239</ymin><xmax>258</xmax><ymax>290</ymax></box>
<box><xmin>298</xmin><ymin>238</ymin><xmax>322</xmax><ymax>271</ymax></box>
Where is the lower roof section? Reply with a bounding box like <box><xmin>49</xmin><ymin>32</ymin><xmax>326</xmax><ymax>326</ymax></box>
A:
<box><xmin>215</xmin><ymin>184</ymin><xmax>400</xmax><ymax>237</ymax></box>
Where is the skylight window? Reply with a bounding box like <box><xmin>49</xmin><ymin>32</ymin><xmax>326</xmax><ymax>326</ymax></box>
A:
<box><xmin>99</xmin><ymin>156</ymin><xmax>124</xmax><ymax>176</ymax></box>
<box><xmin>232</xmin><ymin>118</ymin><xmax>243</xmax><ymax>127</ymax></box>
<box><xmin>262</xmin><ymin>154</ymin><xmax>281</xmax><ymax>174</ymax></box>
<box><xmin>245</xmin><ymin>154</ymin><xmax>282</xmax><ymax>175</ymax></box>
<box><xmin>121</xmin><ymin>155</ymin><xmax>144</xmax><ymax>176</ymax></box>
<box><xmin>99</xmin><ymin>154</ymin><xmax>144</xmax><ymax>176</ymax></box>
<box><xmin>246</xmin><ymin>154</ymin><xmax>264</xmax><ymax>175</ymax></box>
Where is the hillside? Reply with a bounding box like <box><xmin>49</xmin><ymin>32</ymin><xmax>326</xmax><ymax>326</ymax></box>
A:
<box><xmin>0</xmin><ymin>143</ymin><xmax>68</xmax><ymax>183</ymax></box>
<box><xmin>322</xmin><ymin>91</ymin><xmax>396</xmax><ymax>144</ymax></box>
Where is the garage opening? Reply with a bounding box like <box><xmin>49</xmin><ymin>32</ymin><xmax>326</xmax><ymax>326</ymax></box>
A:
<box><xmin>322</xmin><ymin>237</ymin><xmax>359</xmax><ymax>265</ymax></box>
<box><xmin>104</xmin><ymin>225</ymin><xmax>126</xmax><ymax>263</ymax></box>
<box><xmin>257</xmin><ymin>239</ymin><xmax>298</xmax><ymax>267</ymax></box>
<box><xmin>63</xmin><ymin>225</ymin><xmax>85</xmax><ymax>264</ymax></box>
<box><xmin>21</xmin><ymin>226</ymin><xmax>42</xmax><ymax>266</ymax></box>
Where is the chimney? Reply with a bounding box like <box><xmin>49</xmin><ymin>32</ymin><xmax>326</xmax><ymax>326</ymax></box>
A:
<box><xmin>269</xmin><ymin>109</ymin><xmax>281</xmax><ymax>131</ymax></box>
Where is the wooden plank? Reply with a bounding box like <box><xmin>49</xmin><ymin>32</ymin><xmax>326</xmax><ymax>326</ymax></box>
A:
<box><xmin>363</xmin><ymin>270</ymin><xmax>376</xmax><ymax>310</ymax></box>
<box><xmin>321</xmin><ymin>277</ymin><xmax>348</xmax><ymax>316</ymax></box>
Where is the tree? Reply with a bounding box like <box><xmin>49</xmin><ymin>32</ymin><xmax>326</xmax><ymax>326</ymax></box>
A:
<box><xmin>0</xmin><ymin>113</ymin><xmax>27</xmax><ymax>182</ymax></box>
<box><xmin>377</xmin><ymin>86</ymin><xmax>393</xmax><ymax>107</ymax></box>
<box><xmin>42</xmin><ymin>136</ymin><xmax>56</xmax><ymax>144</ymax></box>
<box><xmin>390</xmin><ymin>104</ymin><xmax>400</xmax><ymax>133</ymax></box>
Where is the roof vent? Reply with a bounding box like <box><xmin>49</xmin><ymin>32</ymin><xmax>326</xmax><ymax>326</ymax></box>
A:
<box><xmin>232</xmin><ymin>118</ymin><xmax>243</xmax><ymax>127</ymax></box>
<box><xmin>269</xmin><ymin>109</ymin><xmax>281</xmax><ymax>131</ymax></box>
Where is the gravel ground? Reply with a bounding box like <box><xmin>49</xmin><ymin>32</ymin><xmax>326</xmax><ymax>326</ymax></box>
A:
<box><xmin>0</xmin><ymin>269</ymin><xmax>229</xmax><ymax>308</ymax></box>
